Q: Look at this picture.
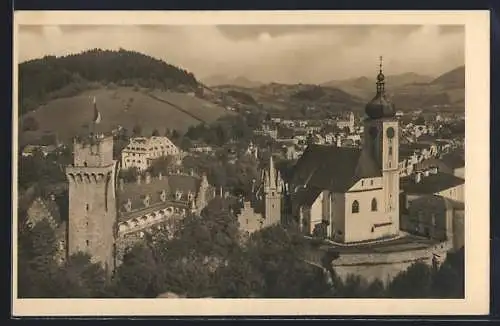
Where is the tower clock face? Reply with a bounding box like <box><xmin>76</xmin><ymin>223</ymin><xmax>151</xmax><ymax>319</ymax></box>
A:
<box><xmin>369</xmin><ymin>126</ymin><xmax>378</xmax><ymax>139</ymax></box>
<box><xmin>386</xmin><ymin>127</ymin><xmax>395</xmax><ymax>139</ymax></box>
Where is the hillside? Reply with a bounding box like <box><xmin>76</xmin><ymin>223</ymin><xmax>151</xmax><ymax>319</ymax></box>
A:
<box><xmin>212</xmin><ymin>83</ymin><xmax>364</xmax><ymax>113</ymax></box>
<box><xmin>19</xmin><ymin>86</ymin><xmax>229</xmax><ymax>147</ymax></box>
<box><xmin>430</xmin><ymin>65</ymin><xmax>465</xmax><ymax>89</ymax></box>
<box><xmin>18</xmin><ymin>48</ymin><xmax>201</xmax><ymax>116</ymax></box>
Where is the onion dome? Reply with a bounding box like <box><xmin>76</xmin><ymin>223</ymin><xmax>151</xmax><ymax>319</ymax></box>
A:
<box><xmin>365</xmin><ymin>56</ymin><xmax>396</xmax><ymax>119</ymax></box>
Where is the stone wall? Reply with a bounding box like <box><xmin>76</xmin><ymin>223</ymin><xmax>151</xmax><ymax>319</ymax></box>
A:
<box><xmin>331</xmin><ymin>241</ymin><xmax>451</xmax><ymax>285</ymax></box>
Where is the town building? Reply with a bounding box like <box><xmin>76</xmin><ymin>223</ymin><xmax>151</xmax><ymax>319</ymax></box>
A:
<box><xmin>65</xmin><ymin>132</ymin><xmax>216</xmax><ymax>274</ymax></box>
<box><xmin>400</xmin><ymin>167</ymin><xmax>465</xmax><ymax>205</ymax></box>
<box><xmin>335</xmin><ymin>112</ymin><xmax>355</xmax><ymax>133</ymax></box>
<box><xmin>115</xmin><ymin>169</ymin><xmax>215</xmax><ymax>262</ymax></box>
<box><xmin>121</xmin><ymin>136</ymin><xmax>180</xmax><ymax>171</ymax></box>
<box><xmin>402</xmin><ymin>194</ymin><xmax>464</xmax><ymax>251</ymax></box>
<box><xmin>286</xmin><ymin>64</ymin><xmax>400</xmax><ymax>243</ymax></box>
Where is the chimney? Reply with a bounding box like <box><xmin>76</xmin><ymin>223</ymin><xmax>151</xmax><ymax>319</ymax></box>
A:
<box><xmin>145</xmin><ymin>172</ymin><xmax>151</xmax><ymax>184</ymax></box>
<box><xmin>119</xmin><ymin>178</ymin><xmax>124</xmax><ymax>191</ymax></box>
<box><xmin>158</xmin><ymin>172</ymin><xmax>163</xmax><ymax>180</ymax></box>
<box><xmin>137</xmin><ymin>174</ymin><xmax>142</xmax><ymax>185</ymax></box>
<box><xmin>423</xmin><ymin>170</ymin><xmax>430</xmax><ymax>177</ymax></box>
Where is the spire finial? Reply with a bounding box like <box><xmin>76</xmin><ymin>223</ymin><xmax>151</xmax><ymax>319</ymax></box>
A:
<box><xmin>376</xmin><ymin>56</ymin><xmax>385</xmax><ymax>94</ymax></box>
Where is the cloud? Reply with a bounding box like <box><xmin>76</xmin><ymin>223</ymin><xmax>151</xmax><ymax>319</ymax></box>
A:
<box><xmin>17</xmin><ymin>24</ymin><xmax>464</xmax><ymax>83</ymax></box>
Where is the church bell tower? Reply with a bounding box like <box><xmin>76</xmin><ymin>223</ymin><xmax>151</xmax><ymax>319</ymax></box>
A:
<box><xmin>362</xmin><ymin>57</ymin><xmax>400</xmax><ymax>234</ymax></box>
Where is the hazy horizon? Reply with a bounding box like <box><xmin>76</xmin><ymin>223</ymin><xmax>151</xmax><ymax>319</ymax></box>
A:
<box><xmin>18</xmin><ymin>25</ymin><xmax>464</xmax><ymax>84</ymax></box>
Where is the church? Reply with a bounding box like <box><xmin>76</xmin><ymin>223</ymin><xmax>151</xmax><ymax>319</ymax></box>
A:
<box><xmin>286</xmin><ymin>59</ymin><xmax>401</xmax><ymax>243</ymax></box>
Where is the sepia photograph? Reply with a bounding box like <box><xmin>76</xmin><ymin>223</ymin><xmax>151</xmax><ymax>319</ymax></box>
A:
<box><xmin>12</xmin><ymin>11</ymin><xmax>489</xmax><ymax>316</ymax></box>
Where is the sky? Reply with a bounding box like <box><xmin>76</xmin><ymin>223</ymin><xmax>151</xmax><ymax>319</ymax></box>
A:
<box><xmin>17</xmin><ymin>24</ymin><xmax>464</xmax><ymax>84</ymax></box>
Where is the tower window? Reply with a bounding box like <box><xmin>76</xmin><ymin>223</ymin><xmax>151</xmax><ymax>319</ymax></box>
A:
<box><xmin>86</xmin><ymin>240</ymin><xmax>90</xmax><ymax>246</ymax></box>
<box><xmin>272</xmin><ymin>192</ymin><xmax>275</xmax><ymax>196</ymax></box>
<box><xmin>361</xmin><ymin>180</ymin><xmax>364</xmax><ymax>186</ymax></box>
<box><xmin>85</xmin><ymin>203</ymin><xmax>89</xmax><ymax>211</ymax></box>
<box><xmin>389</xmin><ymin>146</ymin><xmax>393</xmax><ymax>155</ymax></box>
<box><xmin>351</xmin><ymin>200</ymin><xmax>359</xmax><ymax>214</ymax></box>
<box><xmin>370</xmin><ymin>180</ymin><xmax>374</xmax><ymax>186</ymax></box>
<box><xmin>371</xmin><ymin>198</ymin><xmax>378</xmax><ymax>211</ymax></box>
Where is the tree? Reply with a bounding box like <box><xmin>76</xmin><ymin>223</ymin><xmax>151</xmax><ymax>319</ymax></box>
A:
<box><xmin>386</xmin><ymin>262</ymin><xmax>433</xmax><ymax>298</ymax></box>
<box><xmin>431</xmin><ymin>248</ymin><xmax>464</xmax><ymax>298</ymax></box>
<box><xmin>17</xmin><ymin>219</ymin><xmax>61</xmax><ymax>298</ymax></box>
<box><xmin>23</xmin><ymin>116</ymin><xmax>39</xmax><ymax>131</ymax></box>
<box><xmin>132</xmin><ymin>124</ymin><xmax>142</xmax><ymax>137</ymax></box>
<box><xmin>111</xmin><ymin>243</ymin><xmax>160</xmax><ymax>298</ymax></box>
<box><xmin>171</xmin><ymin>129</ymin><xmax>180</xmax><ymax>140</ymax></box>
<box><xmin>119</xmin><ymin>167</ymin><xmax>139</xmax><ymax>183</ymax></box>
<box><xmin>146</xmin><ymin>156</ymin><xmax>174</xmax><ymax>177</ymax></box>
<box><xmin>55</xmin><ymin>252</ymin><xmax>109</xmax><ymax>297</ymax></box>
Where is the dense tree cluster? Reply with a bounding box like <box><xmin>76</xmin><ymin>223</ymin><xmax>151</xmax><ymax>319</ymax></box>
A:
<box><xmin>185</xmin><ymin>114</ymin><xmax>255</xmax><ymax>147</ymax></box>
<box><xmin>19</xmin><ymin>49</ymin><xmax>200</xmax><ymax>115</ymax></box>
<box><xmin>18</xmin><ymin>202</ymin><xmax>465</xmax><ymax>298</ymax></box>
<box><xmin>18</xmin><ymin>148</ymin><xmax>70</xmax><ymax>192</ymax></box>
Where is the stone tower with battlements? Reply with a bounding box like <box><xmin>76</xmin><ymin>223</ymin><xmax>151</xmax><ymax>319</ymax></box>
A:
<box><xmin>66</xmin><ymin>133</ymin><xmax>119</xmax><ymax>276</ymax></box>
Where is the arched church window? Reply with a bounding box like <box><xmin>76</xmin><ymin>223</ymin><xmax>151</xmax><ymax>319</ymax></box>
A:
<box><xmin>371</xmin><ymin>198</ymin><xmax>378</xmax><ymax>211</ymax></box>
<box><xmin>351</xmin><ymin>200</ymin><xmax>359</xmax><ymax>214</ymax></box>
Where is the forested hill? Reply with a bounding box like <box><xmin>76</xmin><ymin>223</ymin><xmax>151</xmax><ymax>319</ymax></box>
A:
<box><xmin>18</xmin><ymin>49</ymin><xmax>200</xmax><ymax>115</ymax></box>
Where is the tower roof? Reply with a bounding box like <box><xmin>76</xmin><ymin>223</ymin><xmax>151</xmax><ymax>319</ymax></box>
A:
<box><xmin>365</xmin><ymin>56</ymin><xmax>396</xmax><ymax>120</ymax></box>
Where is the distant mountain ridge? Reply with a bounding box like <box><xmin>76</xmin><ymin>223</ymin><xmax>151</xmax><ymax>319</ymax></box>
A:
<box><xmin>322</xmin><ymin>72</ymin><xmax>434</xmax><ymax>99</ymax></box>
<box><xmin>321</xmin><ymin>66</ymin><xmax>464</xmax><ymax>111</ymax></box>
<box><xmin>430</xmin><ymin>65</ymin><xmax>465</xmax><ymax>89</ymax></box>
<box><xmin>202</xmin><ymin>74</ymin><xmax>264</xmax><ymax>88</ymax></box>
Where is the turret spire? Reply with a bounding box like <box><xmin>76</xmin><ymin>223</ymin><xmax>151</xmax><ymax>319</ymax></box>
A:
<box><xmin>269</xmin><ymin>154</ymin><xmax>276</xmax><ymax>188</ymax></box>
<box><xmin>376</xmin><ymin>56</ymin><xmax>385</xmax><ymax>95</ymax></box>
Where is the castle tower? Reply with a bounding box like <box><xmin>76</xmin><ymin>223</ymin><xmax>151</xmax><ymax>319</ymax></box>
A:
<box><xmin>362</xmin><ymin>57</ymin><xmax>400</xmax><ymax>234</ymax></box>
<box><xmin>263</xmin><ymin>154</ymin><xmax>282</xmax><ymax>227</ymax></box>
<box><xmin>65</xmin><ymin>98</ymin><xmax>119</xmax><ymax>275</ymax></box>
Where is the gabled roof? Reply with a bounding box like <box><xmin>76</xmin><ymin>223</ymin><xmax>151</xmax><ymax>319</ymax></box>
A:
<box><xmin>401</xmin><ymin>172</ymin><xmax>465</xmax><ymax>195</ymax></box>
<box><xmin>440</xmin><ymin>151</ymin><xmax>465</xmax><ymax>169</ymax></box>
<box><xmin>409</xmin><ymin>194</ymin><xmax>465</xmax><ymax>211</ymax></box>
<box><xmin>118</xmin><ymin>174</ymin><xmax>202</xmax><ymax>213</ymax></box>
<box><xmin>293</xmin><ymin>186</ymin><xmax>322</xmax><ymax>207</ymax></box>
<box><xmin>290</xmin><ymin>144</ymin><xmax>381</xmax><ymax>193</ymax></box>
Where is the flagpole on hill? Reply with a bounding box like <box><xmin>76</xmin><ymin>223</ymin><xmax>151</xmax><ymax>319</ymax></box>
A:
<box><xmin>92</xmin><ymin>96</ymin><xmax>102</xmax><ymax>137</ymax></box>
